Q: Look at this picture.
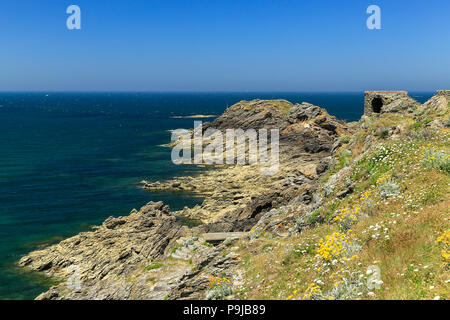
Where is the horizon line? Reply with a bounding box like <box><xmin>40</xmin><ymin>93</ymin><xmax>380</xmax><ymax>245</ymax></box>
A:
<box><xmin>0</xmin><ymin>90</ymin><xmax>439</xmax><ymax>94</ymax></box>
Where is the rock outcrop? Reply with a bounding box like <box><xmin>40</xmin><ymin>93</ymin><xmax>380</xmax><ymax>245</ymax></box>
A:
<box><xmin>19</xmin><ymin>202</ymin><xmax>189</xmax><ymax>299</ymax></box>
<box><xmin>19</xmin><ymin>98</ymin><xmax>353</xmax><ymax>300</ymax></box>
<box><xmin>143</xmin><ymin>99</ymin><xmax>351</xmax><ymax>223</ymax></box>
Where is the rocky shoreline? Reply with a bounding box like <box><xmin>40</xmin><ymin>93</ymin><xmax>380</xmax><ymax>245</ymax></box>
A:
<box><xmin>19</xmin><ymin>98</ymin><xmax>351</xmax><ymax>299</ymax></box>
<box><xmin>19</xmin><ymin>93</ymin><xmax>449</xmax><ymax>300</ymax></box>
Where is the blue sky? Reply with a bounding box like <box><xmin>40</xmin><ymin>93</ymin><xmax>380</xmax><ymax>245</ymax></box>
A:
<box><xmin>0</xmin><ymin>0</ymin><xmax>449</xmax><ymax>91</ymax></box>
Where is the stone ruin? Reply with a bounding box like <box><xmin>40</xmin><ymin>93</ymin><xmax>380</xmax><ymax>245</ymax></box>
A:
<box><xmin>364</xmin><ymin>90</ymin><xmax>449</xmax><ymax>116</ymax></box>
<box><xmin>364</xmin><ymin>91</ymin><xmax>410</xmax><ymax>116</ymax></box>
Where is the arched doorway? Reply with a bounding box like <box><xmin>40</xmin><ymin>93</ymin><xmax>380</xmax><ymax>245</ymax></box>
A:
<box><xmin>371</xmin><ymin>97</ymin><xmax>383</xmax><ymax>113</ymax></box>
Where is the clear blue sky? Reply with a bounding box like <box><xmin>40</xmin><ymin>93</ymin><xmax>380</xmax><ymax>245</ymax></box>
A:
<box><xmin>0</xmin><ymin>0</ymin><xmax>449</xmax><ymax>91</ymax></box>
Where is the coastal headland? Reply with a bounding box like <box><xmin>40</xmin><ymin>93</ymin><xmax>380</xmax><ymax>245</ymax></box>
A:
<box><xmin>19</xmin><ymin>92</ymin><xmax>450</xmax><ymax>300</ymax></box>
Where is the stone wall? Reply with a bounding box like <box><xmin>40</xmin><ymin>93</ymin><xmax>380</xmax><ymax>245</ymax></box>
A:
<box><xmin>364</xmin><ymin>91</ymin><xmax>410</xmax><ymax>116</ymax></box>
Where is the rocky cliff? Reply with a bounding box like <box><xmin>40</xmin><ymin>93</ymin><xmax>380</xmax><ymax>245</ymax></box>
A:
<box><xmin>19</xmin><ymin>94</ymin><xmax>449</xmax><ymax>300</ymax></box>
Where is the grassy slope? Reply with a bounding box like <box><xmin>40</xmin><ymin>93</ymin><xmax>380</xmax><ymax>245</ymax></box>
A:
<box><xmin>231</xmin><ymin>105</ymin><xmax>450</xmax><ymax>300</ymax></box>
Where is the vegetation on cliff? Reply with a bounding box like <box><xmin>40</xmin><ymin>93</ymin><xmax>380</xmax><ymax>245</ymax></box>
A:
<box><xmin>231</xmin><ymin>97</ymin><xmax>449</xmax><ymax>300</ymax></box>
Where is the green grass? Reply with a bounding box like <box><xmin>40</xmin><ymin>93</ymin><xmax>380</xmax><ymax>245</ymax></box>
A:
<box><xmin>170</xmin><ymin>244</ymin><xmax>182</xmax><ymax>254</ymax></box>
<box><xmin>145</xmin><ymin>263</ymin><xmax>163</xmax><ymax>271</ymax></box>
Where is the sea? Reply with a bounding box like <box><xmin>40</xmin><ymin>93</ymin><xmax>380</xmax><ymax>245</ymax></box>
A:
<box><xmin>0</xmin><ymin>92</ymin><xmax>433</xmax><ymax>299</ymax></box>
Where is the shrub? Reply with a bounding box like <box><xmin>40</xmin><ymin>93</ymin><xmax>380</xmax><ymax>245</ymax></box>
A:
<box><xmin>422</xmin><ymin>146</ymin><xmax>450</xmax><ymax>174</ymax></box>
<box><xmin>375</xmin><ymin>127</ymin><xmax>389</xmax><ymax>139</ymax></box>
<box><xmin>338</xmin><ymin>216</ymin><xmax>355</xmax><ymax>233</ymax></box>
<box><xmin>323</xmin><ymin>277</ymin><xmax>368</xmax><ymax>300</ymax></box>
<box><xmin>340</xmin><ymin>149</ymin><xmax>352</xmax><ymax>161</ymax></box>
<box><xmin>334</xmin><ymin>206</ymin><xmax>359</xmax><ymax>232</ymax></box>
<box><xmin>339</xmin><ymin>135</ymin><xmax>352</xmax><ymax>144</ymax></box>
<box><xmin>323</xmin><ymin>185</ymin><xmax>335</xmax><ymax>198</ymax></box>
<box><xmin>410</xmin><ymin>122</ymin><xmax>423</xmax><ymax>131</ymax></box>
<box><xmin>206</xmin><ymin>276</ymin><xmax>232</xmax><ymax>300</ymax></box>
<box><xmin>295</xmin><ymin>209</ymin><xmax>320</xmax><ymax>233</ymax></box>
<box><xmin>378</xmin><ymin>179</ymin><xmax>400</xmax><ymax>199</ymax></box>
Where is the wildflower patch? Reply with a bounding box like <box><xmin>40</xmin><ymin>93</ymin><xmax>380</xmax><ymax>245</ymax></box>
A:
<box><xmin>436</xmin><ymin>230</ymin><xmax>450</xmax><ymax>267</ymax></box>
<box><xmin>422</xmin><ymin>145</ymin><xmax>450</xmax><ymax>174</ymax></box>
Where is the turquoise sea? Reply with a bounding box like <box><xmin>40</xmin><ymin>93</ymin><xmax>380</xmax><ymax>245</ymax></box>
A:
<box><xmin>0</xmin><ymin>92</ymin><xmax>433</xmax><ymax>299</ymax></box>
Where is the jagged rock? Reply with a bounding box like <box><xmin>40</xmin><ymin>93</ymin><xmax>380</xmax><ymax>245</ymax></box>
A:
<box><xmin>103</xmin><ymin>217</ymin><xmax>126</xmax><ymax>229</ymax></box>
<box><xmin>381</xmin><ymin>97</ymin><xmax>420</xmax><ymax>114</ymax></box>
<box><xmin>203</xmin><ymin>99</ymin><xmax>292</xmax><ymax>131</ymax></box>
<box><xmin>336</xmin><ymin>185</ymin><xmax>354</xmax><ymax>198</ymax></box>
<box><xmin>287</xmin><ymin>102</ymin><xmax>322</xmax><ymax>123</ymax></box>
<box><xmin>299</xmin><ymin>163</ymin><xmax>317</xmax><ymax>178</ymax></box>
<box><xmin>423</xmin><ymin>95</ymin><xmax>449</xmax><ymax>116</ymax></box>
